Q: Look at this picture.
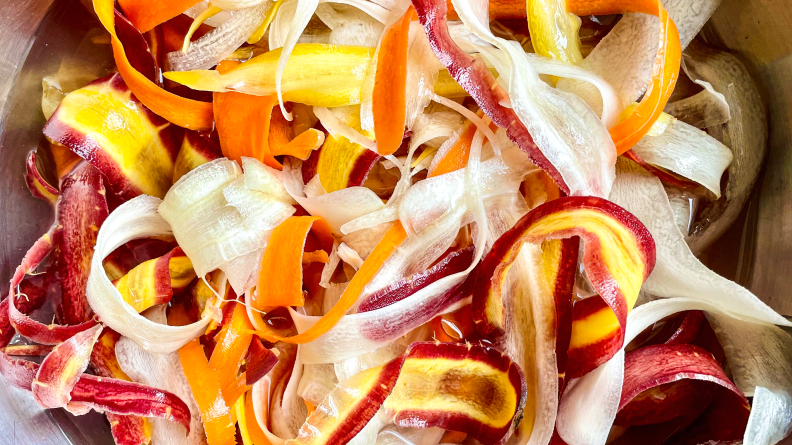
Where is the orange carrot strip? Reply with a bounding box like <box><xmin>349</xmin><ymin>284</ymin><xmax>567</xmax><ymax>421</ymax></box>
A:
<box><xmin>94</xmin><ymin>0</ymin><xmax>214</xmax><ymax>131</ymax></box>
<box><xmin>222</xmin><ymin>374</ymin><xmax>251</xmax><ymax>409</ymax></box>
<box><xmin>254</xmin><ymin>222</ymin><xmax>408</xmax><ymax>344</ymax></box>
<box><xmin>428</xmin><ymin>122</ymin><xmax>477</xmax><ymax>178</ymax></box>
<box><xmin>428</xmin><ymin>117</ymin><xmax>498</xmax><ymax>178</ymax></box>
<box><xmin>268</xmin><ymin>107</ymin><xmax>294</xmax><ymax>154</ymax></box>
<box><xmin>272</xmin><ymin>129</ymin><xmax>325</xmax><ymax>160</ymax></box>
<box><xmin>244</xmin><ymin>390</ymin><xmax>273</xmax><ymax>445</ymax></box>
<box><xmin>210</xmin><ymin>302</ymin><xmax>254</xmax><ymax>399</ymax></box>
<box><xmin>565</xmin><ymin>0</ymin><xmax>657</xmax><ymax>15</ymax></box>
<box><xmin>214</xmin><ymin>60</ymin><xmax>281</xmax><ymax>168</ymax></box>
<box><xmin>372</xmin><ymin>7</ymin><xmax>416</xmax><ymax>156</ymax></box>
<box><xmin>302</xmin><ymin>250</ymin><xmax>330</xmax><ymax>264</ymax></box>
<box><xmin>117</xmin><ymin>0</ymin><xmax>201</xmax><ymax>33</ymax></box>
<box><xmin>567</xmin><ymin>0</ymin><xmax>681</xmax><ymax>155</ymax></box>
<box><xmin>179</xmin><ymin>339</ymin><xmax>237</xmax><ymax>445</ymax></box>
<box><xmin>256</xmin><ymin>217</ymin><xmax>334</xmax><ymax>309</ymax></box>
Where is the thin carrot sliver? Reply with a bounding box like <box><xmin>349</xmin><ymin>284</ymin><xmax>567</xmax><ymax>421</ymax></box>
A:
<box><xmin>256</xmin><ymin>217</ymin><xmax>333</xmax><ymax>309</ymax></box>
<box><xmin>214</xmin><ymin>60</ymin><xmax>282</xmax><ymax>168</ymax></box>
<box><xmin>254</xmin><ymin>221</ymin><xmax>408</xmax><ymax>344</ymax></box>
<box><xmin>566</xmin><ymin>0</ymin><xmax>681</xmax><ymax>155</ymax></box>
<box><xmin>429</xmin><ymin>122</ymin><xmax>477</xmax><ymax>178</ymax></box>
<box><xmin>245</xmin><ymin>390</ymin><xmax>273</xmax><ymax>445</ymax></box>
<box><xmin>93</xmin><ymin>0</ymin><xmax>214</xmax><ymax>130</ymax></box>
<box><xmin>179</xmin><ymin>339</ymin><xmax>237</xmax><ymax>445</ymax></box>
<box><xmin>209</xmin><ymin>303</ymin><xmax>254</xmax><ymax>396</ymax></box>
<box><xmin>372</xmin><ymin>7</ymin><xmax>415</xmax><ymax>156</ymax></box>
<box><xmin>429</xmin><ymin>116</ymin><xmax>498</xmax><ymax>177</ymax></box>
<box><xmin>117</xmin><ymin>0</ymin><xmax>201</xmax><ymax>32</ymax></box>
<box><xmin>272</xmin><ymin>129</ymin><xmax>325</xmax><ymax>160</ymax></box>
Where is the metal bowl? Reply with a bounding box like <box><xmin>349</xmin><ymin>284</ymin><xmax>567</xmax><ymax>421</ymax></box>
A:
<box><xmin>1</xmin><ymin>0</ymin><xmax>791</xmax><ymax>443</ymax></box>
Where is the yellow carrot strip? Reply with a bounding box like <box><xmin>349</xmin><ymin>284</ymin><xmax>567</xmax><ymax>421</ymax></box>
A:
<box><xmin>94</xmin><ymin>0</ymin><xmax>214</xmax><ymax>130</ymax></box>
<box><xmin>254</xmin><ymin>222</ymin><xmax>408</xmax><ymax>344</ymax></box>
<box><xmin>248</xmin><ymin>0</ymin><xmax>286</xmax><ymax>44</ymax></box>
<box><xmin>526</xmin><ymin>0</ymin><xmax>583</xmax><ymax>65</ymax></box>
<box><xmin>164</xmin><ymin>44</ymin><xmax>375</xmax><ymax>108</ymax></box>
<box><xmin>183</xmin><ymin>4</ymin><xmax>223</xmax><ymax>52</ymax></box>
<box><xmin>372</xmin><ymin>7</ymin><xmax>415</xmax><ymax>155</ymax></box>
<box><xmin>235</xmin><ymin>397</ymin><xmax>253</xmax><ymax>445</ymax></box>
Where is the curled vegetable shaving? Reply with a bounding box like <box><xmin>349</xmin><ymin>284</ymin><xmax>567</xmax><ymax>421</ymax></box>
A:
<box><xmin>372</xmin><ymin>7</ymin><xmax>415</xmax><ymax>155</ymax></box>
<box><xmin>303</xmin><ymin>106</ymin><xmax>381</xmax><ymax>192</ymax></box>
<box><xmin>33</xmin><ymin>325</ymin><xmax>105</xmax><ymax>410</ymax></box>
<box><xmin>254</xmin><ymin>222</ymin><xmax>408</xmax><ymax>344</ymax></box>
<box><xmin>117</xmin><ymin>0</ymin><xmax>202</xmax><ymax>32</ymax></box>
<box><xmin>1</xmin><ymin>351</ymin><xmax>193</xmax><ymax>432</ymax></box>
<box><xmin>168</xmin><ymin>2</ymin><xmax>271</xmax><ymax>72</ymax></box>
<box><xmin>85</xmin><ymin>196</ymin><xmax>213</xmax><ymax>353</ymax></box>
<box><xmin>566</xmin><ymin>0</ymin><xmax>681</xmax><ymax>155</ymax></box>
<box><xmin>25</xmin><ymin>151</ymin><xmax>58</xmax><ymax>205</ymax></box>
<box><xmin>526</xmin><ymin>0</ymin><xmax>582</xmax><ymax>64</ymax></box>
<box><xmin>615</xmin><ymin>343</ymin><xmax>750</xmax><ymax>443</ymax></box>
<box><xmin>411</xmin><ymin>0</ymin><xmax>566</xmax><ymax>192</ymax></box>
<box><xmin>166</xmin><ymin>43</ymin><xmax>375</xmax><ymax>108</ymax></box>
<box><xmin>57</xmin><ymin>164</ymin><xmax>110</xmax><ymax>326</ymax></box>
<box><xmin>472</xmin><ymin>196</ymin><xmax>656</xmax><ymax>378</ymax></box>
<box><xmin>114</xmin><ymin>247</ymin><xmax>196</xmax><ymax>313</ymax></box>
<box><xmin>93</xmin><ymin>0</ymin><xmax>214</xmax><ymax>130</ymax></box>
<box><xmin>214</xmin><ymin>61</ymin><xmax>282</xmax><ymax>169</ymax></box>
<box><xmin>255</xmin><ymin>216</ymin><xmax>333</xmax><ymax>309</ymax></box>
<box><xmin>287</xmin><ymin>342</ymin><xmax>526</xmax><ymax>445</ymax></box>
<box><xmin>178</xmin><ymin>337</ymin><xmax>237</xmax><ymax>444</ymax></box>
<box><xmin>43</xmin><ymin>74</ymin><xmax>181</xmax><ymax>200</ymax></box>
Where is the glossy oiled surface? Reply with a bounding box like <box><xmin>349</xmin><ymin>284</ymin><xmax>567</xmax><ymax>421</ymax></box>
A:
<box><xmin>0</xmin><ymin>0</ymin><xmax>791</xmax><ymax>444</ymax></box>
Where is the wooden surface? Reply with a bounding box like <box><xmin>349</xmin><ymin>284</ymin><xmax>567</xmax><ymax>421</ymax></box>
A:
<box><xmin>710</xmin><ymin>0</ymin><xmax>792</xmax><ymax>316</ymax></box>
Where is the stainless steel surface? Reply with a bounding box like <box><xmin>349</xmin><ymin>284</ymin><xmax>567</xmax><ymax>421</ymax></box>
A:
<box><xmin>0</xmin><ymin>0</ymin><xmax>791</xmax><ymax>443</ymax></box>
<box><xmin>0</xmin><ymin>2</ymin><xmax>112</xmax><ymax>443</ymax></box>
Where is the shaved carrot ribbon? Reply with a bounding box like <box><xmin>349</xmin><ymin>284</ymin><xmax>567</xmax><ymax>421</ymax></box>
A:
<box><xmin>93</xmin><ymin>0</ymin><xmax>214</xmax><ymax>130</ymax></box>
<box><xmin>272</xmin><ymin>129</ymin><xmax>325</xmax><ymax>159</ymax></box>
<box><xmin>117</xmin><ymin>0</ymin><xmax>201</xmax><ymax>33</ymax></box>
<box><xmin>255</xmin><ymin>217</ymin><xmax>333</xmax><ymax>309</ymax></box>
<box><xmin>243</xmin><ymin>390</ymin><xmax>272</xmax><ymax>445</ymax></box>
<box><xmin>373</xmin><ymin>7</ymin><xmax>416</xmax><ymax>155</ymax></box>
<box><xmin>428</xmin><ymin>116</ymin><xmax>497</xmax><ymax>178</ymax></box>
<box><xmin>254</xmin><ymin>222</ymin><xmax>408</xmax><ymax>344</ymax></box>
<box><xmin>214</xmin><ymin>60</ymin><xmax>281</xmax><ymax>168</ymax></box>
<box><xmin>429</xmin><ymin>122</ymin><xmax>477</xmax><ymax>178</ymax></box>
<box><xmin>179</xmin><ymin>338</ymin><xmax>237</xmax><ymax>445</ymax></box>
<box><xmin>210</xmin><ymin>302</ymin><xmax>254</xmax><ymax>406</ymax></box>
<box><xmin>567</xmin><ymin>0</ymin><xmax>681</xmax><ymax>155</ymax></box>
